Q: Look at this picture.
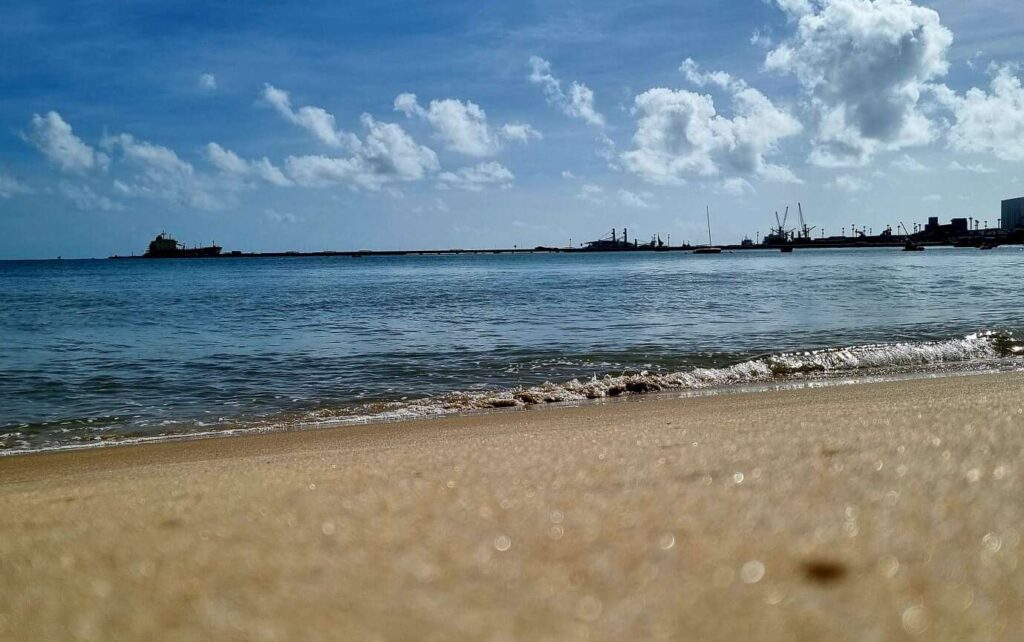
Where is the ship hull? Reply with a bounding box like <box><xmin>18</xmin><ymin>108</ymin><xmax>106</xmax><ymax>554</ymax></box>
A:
<box><xmin>144</xmin><ymin>246</ymin><xmax>222</xmax><ymax>258</ymax></box>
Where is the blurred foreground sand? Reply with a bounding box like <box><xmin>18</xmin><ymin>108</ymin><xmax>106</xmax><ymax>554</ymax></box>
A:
<box><xmin>2</xmin><ymin>373</ymin><xmax>1023</xmax><ymax>641</ymax></box>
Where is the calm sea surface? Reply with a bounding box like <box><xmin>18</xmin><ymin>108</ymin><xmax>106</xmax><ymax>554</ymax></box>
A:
<box><xmin>2</xmin><ymin>248</ymin><xmax>1023</xmax><ymax>452</ymax></box>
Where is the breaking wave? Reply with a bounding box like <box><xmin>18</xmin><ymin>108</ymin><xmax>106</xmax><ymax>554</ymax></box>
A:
<box><xmin>5</xmin><ymin>331</ymin><xmax>1021</xmax><ymax>454</ymax></box>
<box><xmin>307</xmin><ymin>331</ymin><xmax>1023</xmax><ymax>425</ymax></box>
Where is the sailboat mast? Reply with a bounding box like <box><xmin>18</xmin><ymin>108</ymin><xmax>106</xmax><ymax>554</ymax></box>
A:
<box><xmin>706</xmin><ymin>205</ymin><xmax>713</xmax><ymax>246</ymax></box>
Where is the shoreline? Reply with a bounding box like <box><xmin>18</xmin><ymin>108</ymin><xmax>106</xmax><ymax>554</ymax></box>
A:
<box><xmin>2</xmin><ymin>372</ymin><xmax>1023</xmax><ymax>639</ymax></box>
<box><xmin>3</xmin><ymin>355</ymin><xmax>1018</xmax><ymax>458</ymax></box>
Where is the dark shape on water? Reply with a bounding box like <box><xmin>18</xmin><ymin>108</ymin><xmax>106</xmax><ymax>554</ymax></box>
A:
<box><xmin>144</xmin><ymin>233</ymin><xmax>222</xmax><ymax>258</ymax></box>
<box><xmin>900</xmin><ymin>222</ymin><xmax>924</xmax><ymax>251</ymax></box>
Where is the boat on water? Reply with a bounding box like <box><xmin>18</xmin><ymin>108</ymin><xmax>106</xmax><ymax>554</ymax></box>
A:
<box><xmin>144</xmin><ymin>233</ymin><xmax>222</xmax><ymax>258</ymax></box>
<box><xmin>899</xmin><ymin>223</ymin><xmax>924</xmax><ymax>251</ymax></box>
<box><xmin>779</xmin><ymin>246</ymin><xmax>794</xmax><ymax>253</ymax></box>
<box><xmin>694</xmin><ymin>205</ymin><xmax>722</xmax><ymax>254</ymax></box>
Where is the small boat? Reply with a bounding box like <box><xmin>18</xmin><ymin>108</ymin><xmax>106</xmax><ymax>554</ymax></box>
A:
<box><xmin>899</xmin><ymin>223</ymin><xmax>924</xmax><ymax>251</ymax></box>
<box><xmin>694</xmin><ymin>205</ymin><xmax>722</xmax><ymax>254</ymax></box>
<box><xmin>979</xmin><ymin>242</ymin><xmax>996</xmax><ymax>250</ymax></box>
<box><xmin>779</xmin><ymin>246</ymin><xmax>793</xmax><ymax>253</ymax></box>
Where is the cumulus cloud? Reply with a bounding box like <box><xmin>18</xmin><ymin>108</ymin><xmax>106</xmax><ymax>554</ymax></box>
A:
<box><xmin>576</xmin><ymin>183</ymin><xmax>606</xmax><ymax>204</ymax></box>
<box><xmin>575</xmin><ymin>183</ymin><xmax>654</xmax><ymax>208</ymax></box>
<box><xmin>499</xmin><ymin>123</ymin><xmax>543</xmax><ymax>144</ymax></box>
<box><xmin>620</xmin><ymin>60</ymin><xmax>802</xmax><ymax>185</ymax></box>
<box><xmin>942</xmin><ymin>65</ymin><xmax>1024</xmax><ymax>161</ymax></box>
<box><xmin>766</xmin><ymin>0</ymin><xmax>953</xmax><ymax>167</ymax></box>
<box><xmin>891</xmin><ymin>154</ymin><xmax>928</xmax><ymax>171</ymax></box>
<box><xmin>394</xmin><ymin>93</ymin><xmax>539</xmax><ymax>156</ymax></box>
<box><xmin>101</xmin><ymin>133</ymin><xmax>226</xmax><ymax>210</ymax></box>
<box><xmin>829</xmin><ymin>174</ymin><xmax>871</xmax><ymax>192</ymax></box>
<box><xmin>948</xmin><ymin>160</ymin><xmax>994</xmax><ymax>174</ymax></box>
<box><xmin>528</xmin><ymin>57</ymin><xmax>606</xmax><ymax>128</ymax></box>
<box><xmin>25</xmin><ymin>111</ymin><xmax>109</xmax><ymax>173</ymax></box>
<box><xmin>58</xmin><ymin>182</ymin><xmax>124</xmax><ymax>211</ymax></box>
<box><xmin>206</xmin><ymin>142</ymin><xmax>291</xmax><ymax>186</ymax></box>
<box><xmin>437</xmin><ymin>162</ymin><xmax>514</xmax><ymax>191</ymax></box>
<box><xmin>0</xmin><ymin>171</ymin><xmax>31</xmax><ymax>198</ymax></box>
<box><xmin>616</xmin><ymin>188</ymin><xmax>654</xmax><ymax>209</ymax></box>
<box><xmin>262</xmin><ymin>84</ymin><xmax>357</xmax><ymax>149</ymax></box>
<box><xmin>720</xmin><ymin>177</ymin><xmax>755</xmax><ymax>196</ymax></box>
<box><xmin>199</xmin><ymin>73</ymin><xmax>217</xmax><ymax>91</ymax></box>
<box><xmin>285</xmin><ymin>114</ymin><xmax>439</xmax><ymax>190</ymax></box>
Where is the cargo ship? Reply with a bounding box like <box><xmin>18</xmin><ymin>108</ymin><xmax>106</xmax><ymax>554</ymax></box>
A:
<box><xmin>143</xmin><ymin>233</ymin><xmax>221</xmax><ymax>258</ymax></box>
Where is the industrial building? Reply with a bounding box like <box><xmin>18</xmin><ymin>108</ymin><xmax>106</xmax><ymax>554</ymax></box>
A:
<box><xmin>1002</xmin><ymin>197</ymin><xmax>1024</xmax><ymax>231</ymax></box>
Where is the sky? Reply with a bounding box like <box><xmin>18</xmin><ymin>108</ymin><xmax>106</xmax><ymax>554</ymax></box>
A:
<box><xmin>2</xmin><ymin>0</ymin><xmax>1024</xmax><ymax>258</ymax></box>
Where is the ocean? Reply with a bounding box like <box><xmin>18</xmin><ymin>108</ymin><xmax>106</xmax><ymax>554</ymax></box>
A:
<box><xmin>2</xmin><ymin>247</ymin><xmax>1022</xmax><ymax>453</ymax></box>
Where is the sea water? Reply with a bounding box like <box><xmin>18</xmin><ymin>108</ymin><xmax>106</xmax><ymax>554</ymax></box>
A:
<box><xmin>2</xmin><ymin>247</ymin><xmax>1022</xmax><ymax>452</ymax></box>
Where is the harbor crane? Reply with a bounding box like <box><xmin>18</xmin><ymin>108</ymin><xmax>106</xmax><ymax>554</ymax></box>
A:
<box><xmin>796</xmin><ymin>203</ymin><xmax>816</xmax><ymax>240</ymax></box>
<box><xmin>770</xmin><ymin>206</ymin><xmax>795</xmax><ymax>243</ymax></box>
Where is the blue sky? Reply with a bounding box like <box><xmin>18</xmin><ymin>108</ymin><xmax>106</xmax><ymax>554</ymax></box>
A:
<box><xmin>2</xmin><ymin>0</ymin><xmax>1024</xmax><ymax>258</ymax></box>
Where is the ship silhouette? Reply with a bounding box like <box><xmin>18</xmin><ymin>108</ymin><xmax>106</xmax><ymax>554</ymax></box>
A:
<box><xmin>144</xmin><ymin>233</ymin><xmax>222</xmax><ymax>258</ymax></box>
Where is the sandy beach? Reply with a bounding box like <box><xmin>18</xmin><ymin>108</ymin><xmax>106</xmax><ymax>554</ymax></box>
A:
<box><xmin>1</xmin><ymin>372</ymin><xmax>1022</xmax><ymax>641</ymax></box>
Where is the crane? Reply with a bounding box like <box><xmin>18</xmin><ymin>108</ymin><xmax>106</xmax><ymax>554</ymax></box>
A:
<box><xmin>797</xmin><ymin>202</ymin><xmax>816</xmax><ymax>240</ymax></box>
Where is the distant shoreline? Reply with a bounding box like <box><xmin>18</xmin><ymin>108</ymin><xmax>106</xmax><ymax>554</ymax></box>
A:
<box><xmin>107</xmin><ymin>241</ymin><xmax>1019</xmax><ymax>260</ymax></box>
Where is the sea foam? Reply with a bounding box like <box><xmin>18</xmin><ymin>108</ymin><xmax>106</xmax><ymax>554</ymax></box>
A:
<box><xmin>310</xmin><ymin>332</ymin><xmax>1021</xmax><ymax>424</ymax></box>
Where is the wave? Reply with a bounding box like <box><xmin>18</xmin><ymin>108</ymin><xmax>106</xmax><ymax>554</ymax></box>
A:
<box><xmin>306</xmin><ymin>331</ymin><xmax>1022</xmax><ymax>424</ymax></box>
<box><xmin>5</xmin><ymin>331</ymin><xmax>1020</xmax><ymax>454</ymax></box>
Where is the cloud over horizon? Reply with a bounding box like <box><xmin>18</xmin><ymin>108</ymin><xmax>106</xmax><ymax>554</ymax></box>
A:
<box><xmin>5</xmin><ymin>0</ymin><xmax>1024</xmax><ymax>256</ymax></box>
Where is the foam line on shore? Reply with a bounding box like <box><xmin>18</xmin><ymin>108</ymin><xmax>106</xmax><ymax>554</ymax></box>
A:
<box><xmin>309</xmin><ymin>331</ymin><xmax>1021</xmax><ymax>423</ymax></box>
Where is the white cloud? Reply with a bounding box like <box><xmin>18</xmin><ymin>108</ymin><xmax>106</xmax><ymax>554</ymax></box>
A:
<box><xmin>499</xmin><ymin>123</ymin><xmax>543</xmax><ymax>144</ymax></box>
<box><xmin>101</xmin><ymin>133</ymin><xmax>226</xmax><ymax>210</ymax></box>
<box><xmin>891</xmin><ymin>154</ymin><xmax>928</xmax><ymax>171</ymax></box>
<box><xmin>576</xmin><ymin>183</ymin><xmax>606</xmax><ymax>204</ymax></box>
<box><xmin>680</xmin><ymin>58</ymin><xmax>737</xmax><ymax>90</ymax></box>
<box><xmin>574</xmin><ymin>183</ymin><xmax>653</xmax><ymax>208</ymax></box>
<box><xmin>437</xmin><ymin>162</ymin><xmax>514</xmax><ymax>191</ymax></box>
<box><xmin>58</xmin><ymin>182</ymin><xmax>124</xmax><ymax>211</ymax></box>
<box><xmin>528</xmin><ymin>56</ymin><xmax>606</xmax><ymax>128</ymax></box>
<box><xmin>620</xmin><ymin>61</ymin><xmax>802</xmax><ymax>185</ymax></box>
<box><xmin>25</xmin><ymin>111</ymin><xmax>109</xmax><ymax>173</ymax></box>
<box><xmin>394</xmin><ymin>93</ymin><xmax>539</xmax><ymax>156</ymax></box>
<box><xmin>616</xmin><ymin>188</ymin><xmax>654</xmax><ymax>209</ymax></box>
<box><xmin>949</xmin><ymin>160</ymin><xmax>994</xmax><ymax>174</ymax></box>
<box><xmin>923</xmin><ymin>193</ymin><xmax>942</xmax><ymax>202</ymax></box>
<box><xmin>829</xmin><ymin>174</ymin><xmax>870</xmax><ymax>192</ymax></box>
<box><xmin>262</xmin><ymin>84</ymin><xmax>357</xmax><ymax>149</ymax></box>
<box><xmin>943</xmin><ymin>65</ymin><xmax>1024</xmax><ymax>161</ymax></box>
<box><xmin>285</xmin><ymin>114</ymin><xmax>439</xmax><ymax>190</ymax></box>
<box><xmin>766</xmin><ymin>0</ymin><xmax>953</xmax><ymax>167</ymax></box>
<box><xmin>750</xmin><ymin>29</ymin><xmax>774</xmax><ymax>49</ymax></box>
<box><xmin>198</xmin><ymin>73</ymin><xmax>217</xmax><ymax>91</ymax></box>
<box><xmin>206</xmin><ymin>142</ymin><xmax>291</xmax><ymax>186</ymax></box>
<box><xmin>561</xmin><ymin>170</ymin><xmax>577</xmax><ymax>179</ymax></box>
<box><xmin>720</xmin><ymin>177</ymin><xmax>755</xmax><ymax>196</ymax></box>
<box><xmin>0</xmin><ymin>171</ymin><xmax>31</xmax><ymax>198</ymax></box>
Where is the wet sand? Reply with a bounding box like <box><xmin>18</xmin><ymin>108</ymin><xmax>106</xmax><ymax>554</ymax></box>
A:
<box><xmin>1</xmin><ymin>372</ymin><xmax>1022</xmax><ymax>641</ymax></box>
